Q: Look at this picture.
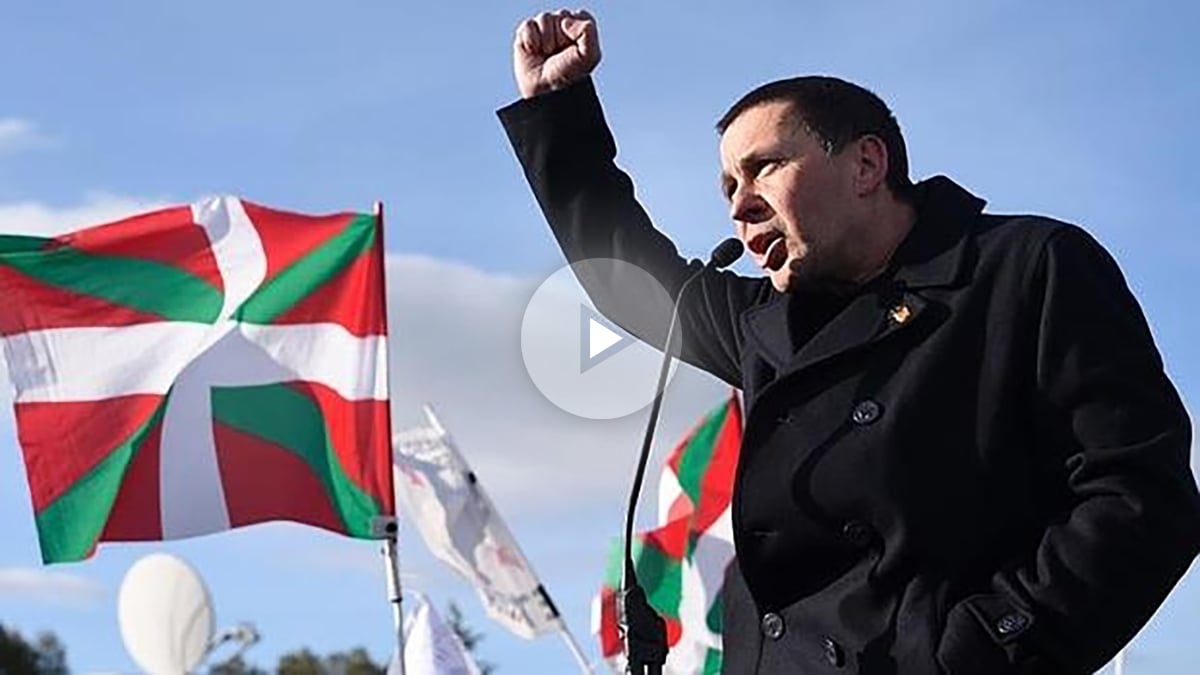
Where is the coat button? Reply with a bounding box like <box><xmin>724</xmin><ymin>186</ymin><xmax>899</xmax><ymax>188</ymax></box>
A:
<box><xmin>996</xmin><ymin>612</ymin><xmax>1030</xmax><ymax>636</ymax></box>
<box><xmin>842</xmin><ymin>520</ymin><xmax>874</xmax><ymax>547</ymax></box>
<box><xmin>850</xmin><ymin>400</ymin><xmax>882</xmax><ymax>425</ymax></box>
<box><xmin>822</xmin><ymin>636</ymin><xmax>845</xmax><ymax>667</ymax></box>
<box><xmin>761</xmin><ymin>612</ymin><xmax>785</xmax><ymax>640</ymax></box>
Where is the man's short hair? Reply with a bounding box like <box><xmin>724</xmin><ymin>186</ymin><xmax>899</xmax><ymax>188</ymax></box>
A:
<box><xmin>717</xmin><ymin>76</ymin><xmax>915</xmax><ymax>200</ymax></box>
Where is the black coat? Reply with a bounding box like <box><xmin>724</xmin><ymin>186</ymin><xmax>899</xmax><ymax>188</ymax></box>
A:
<box><xmin>498</xmin><ymin>78</ymin><xmax>1200</xmax><ymax>674</ymax></box>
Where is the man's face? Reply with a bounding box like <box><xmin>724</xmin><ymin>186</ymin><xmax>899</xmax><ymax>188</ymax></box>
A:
<box><xmin>719</xmin><ymin>101</ymin><xmax>862</xmax><ymax>293</ymax></box>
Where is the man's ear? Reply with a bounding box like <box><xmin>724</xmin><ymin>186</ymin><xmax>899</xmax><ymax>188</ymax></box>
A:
<box><xmin>853</xmin><ymin>134</ymin><xmax>889</xmax><ymax>196</ymax></box>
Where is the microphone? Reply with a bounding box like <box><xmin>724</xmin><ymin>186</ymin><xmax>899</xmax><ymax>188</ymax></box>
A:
<box><xmin>709</xmin><ymin>237</ymin><xmax>745</xmax><ymax>270</ymax></box>
<box><xmin>619</xmin><ymin>237</ymin><xmax>744</xmax><ymax>675</ymax></box>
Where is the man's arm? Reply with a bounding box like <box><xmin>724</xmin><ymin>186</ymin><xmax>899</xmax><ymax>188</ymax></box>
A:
<box><xmin>941</xmin><ymin>225</ymin><xmax>1200</xmax><ymax>673</ymax></box>
<box><xmin>497</xmin><ymin>11</ymin><xmax>763</xmax><ymax>386</ymax></box>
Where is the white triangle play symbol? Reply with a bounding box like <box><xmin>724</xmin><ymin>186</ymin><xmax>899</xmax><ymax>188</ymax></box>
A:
<box><xmin>579</xmin><ymin>305</ymin><xmax>636</xmax><ymax>373</ymax></box>
<box><xmin>589</xmin><ymin>318</ymin><xmax>622</xmax><ymax>358</ymax></box>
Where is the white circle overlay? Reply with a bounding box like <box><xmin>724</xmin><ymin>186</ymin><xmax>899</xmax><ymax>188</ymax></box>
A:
<box><xmin>520</xmin><ymin>258</ymin><xmax>683</xmax><ymax>420</ymax></box>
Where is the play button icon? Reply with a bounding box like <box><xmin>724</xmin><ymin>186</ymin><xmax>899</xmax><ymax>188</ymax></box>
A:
<box><xmin>580</xmin><ymin>306</ymin><xmax>635</xmax><ymax>373</ymax></box>
<box><xmin>520</xmin><ymin>258</ymin><xmax>684</xmax><ymax>420</ymax></box>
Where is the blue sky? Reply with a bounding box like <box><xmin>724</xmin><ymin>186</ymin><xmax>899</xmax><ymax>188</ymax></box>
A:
<box><xmin>1</xmin><ymin>1</ymin><xmax>1197</xmax><ymax>673</ymax></box>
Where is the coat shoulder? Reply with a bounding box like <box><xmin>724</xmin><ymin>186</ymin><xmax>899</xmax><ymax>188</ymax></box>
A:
<box><xmin>972</xmin><ymin>213</ymin><xmax>1082</xmax><ymax>252</ymax></box>
<box><xmin>969</xmin><ymin>213</ymin><xmax>1104</xmax><ymax>276</ymax></box>
<box><xmin>959</xmin><ymin>213</ymin><xmax>1109</xmax><ymax>306</ymax></box>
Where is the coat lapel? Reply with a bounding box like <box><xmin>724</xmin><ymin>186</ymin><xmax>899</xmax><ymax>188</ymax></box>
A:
<box><xmin>740</xmin><ymin>285</ymin><xmax>933</xmax><ymax>381</ymax></box>
<box><xmin>783</xmin><ymin>290</ymin><xmax>931</xmax><ymax>376</ymax></box>
<box><xmin>741</xmin><ymin>176</ymin><xmax>985</xmax><ymax>388</ymax></box>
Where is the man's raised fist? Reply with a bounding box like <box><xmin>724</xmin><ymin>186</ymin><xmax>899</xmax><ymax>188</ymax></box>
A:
<box><xmin>513</xmin><ymin>9</ymin><xmax>601</xmax><ymax>99</ymax></box>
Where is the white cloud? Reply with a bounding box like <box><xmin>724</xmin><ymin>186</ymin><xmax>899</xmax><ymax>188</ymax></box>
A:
<box><xmin>0</xmin><ymin>567</ymin><xmax>106</xmax><ymax>607</ymax></box>
<box><xmin>0</xmin><ymin>118</ymin><xmax>51</xmax><ymax>155</ymax></box>
<box><xmin>0</xmin><ymin>193</ymin><xmax>169</xmax><ymax>237</ymax></box>
<box><xmin>385</xmin><ymin>253</ymin><xmax>729</xmax><ymax>519</ymax></box>
<box><xmin>297</xmin><ymin>540</ymin><xmax>429</xmax><ymax>588</ymax></box>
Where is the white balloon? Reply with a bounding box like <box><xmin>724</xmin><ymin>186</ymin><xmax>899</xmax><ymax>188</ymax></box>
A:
<box><xmin>117</xmin><ymin>553</ymin><xmax>215</xmax><ymax>675</ymax></box>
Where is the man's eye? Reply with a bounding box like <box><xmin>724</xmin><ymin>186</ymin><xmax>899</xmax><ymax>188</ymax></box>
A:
<box><xmin>757</xmin><ymin>159</ymin><xmax>781</xmax><ymax>176</ymax></box>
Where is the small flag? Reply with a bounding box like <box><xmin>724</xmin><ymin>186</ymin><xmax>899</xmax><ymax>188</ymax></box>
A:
<box><xmin>394</xmin><ymin>407</ymin><xmax>560</xmax><ymax>639</ymax></box>
<box><xmin>394</xmin><ymin>594</ymin><xmax>483</xmax><ymax>675</ymax></box>
<box><xmin>592</xmin><ymin>393</ymin><xmax>741</xmax><ymax>674</ymax></box>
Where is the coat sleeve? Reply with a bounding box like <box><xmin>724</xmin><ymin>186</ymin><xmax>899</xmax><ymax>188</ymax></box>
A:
<box><xmin>941</xmin><ymin>224</ymin><xmax>1200</xmax><ymax>673</ymax></box>
<box><xmin>496</xmin><ymin>77</ymin><xmax>763</xmax><ymax>388</ymax></box>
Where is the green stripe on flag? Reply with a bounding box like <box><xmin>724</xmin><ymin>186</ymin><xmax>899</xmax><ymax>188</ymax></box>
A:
<box><xmin>0</xmin><ymin>238</ymin><xmax>222</xmax><ymax>323</ymax></box>
<box><xmin>641</xmin><ymin>540</ymin><xmax>683</xmax><ymax>619</ymax></box>
<box><xmin>603</xmin><ymin>538</ymin><xmax>625</xmax><ymax>589</ymax></box>
<box><xmin>604</xmin><ymin>534</ymin><xmax>684</xmax><ymax>620</ymax></box>
<box><xmin>703</xmin><ymin>647</ymin><xmax>723</xmax><ymax>675</ymax></box>
<box><xmin>34</xmin><ymin>399</ymin><xmax>168</xmax><ymax>563</ymax></box>
<box><xmin>0</xmin><ymin>235</ymin><xmax>52</xmax><ymax>254</ymax></box>
<box><xmin>706</xmin><ymin>592</ymin><xmax>723</xmax><ymax>633</ymax></box>
<box><xmin>210</xmin><ymin>383</ymin><xmax>380</xmax><ymax>536</ymax></box>
<box><xmin>234</xmin><ymin>214</ymin><xmax>376</xmax><ymax>324</ymax></box>
<box><xmin>674</xmin><ymin>404</ymin><xmax>730</xmax><ymax>507</ymax></box>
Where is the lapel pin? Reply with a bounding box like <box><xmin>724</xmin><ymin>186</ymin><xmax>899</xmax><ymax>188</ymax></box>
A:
<box><xmin>889</xmin><ymin>303</ymin><xmax>912</xmax><ymax>325</ymax></box>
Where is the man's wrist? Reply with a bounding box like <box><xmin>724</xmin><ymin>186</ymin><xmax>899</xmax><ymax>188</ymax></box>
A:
<box><xmin>520</xmin><ymin>75</ymin><xmax>584</xmax><ymax>100</ymax></box>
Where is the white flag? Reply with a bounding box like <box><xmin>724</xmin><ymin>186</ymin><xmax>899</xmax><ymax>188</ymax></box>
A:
<box><xmin>397</xmin><ymin>595</ymin><xmax>484</xmax><ymax>675</ymax></box>
<box><xmin>393</xmin><ymin>406</ymin><xmax>561</xmax><ymax>639</ymax></box>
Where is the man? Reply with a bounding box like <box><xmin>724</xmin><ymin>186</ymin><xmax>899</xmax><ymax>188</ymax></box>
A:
<box><xmin>497</xmin><ymin>9</ymin><xmax>1200</xmax><ymax>674</ymax></box>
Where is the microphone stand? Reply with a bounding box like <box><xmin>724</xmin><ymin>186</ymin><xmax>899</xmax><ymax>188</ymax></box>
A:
<box><xmin>619</xmin><ymin>240</ymin><xmax>743</xmax><ymax>675</ymax></box>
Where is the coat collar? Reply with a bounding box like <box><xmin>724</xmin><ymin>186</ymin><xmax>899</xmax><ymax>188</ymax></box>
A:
<box><xmin>890</xmin><ymin>175</ymin><xmax>985</xmax><ymax>290</ymax></box>
<box><xmin>740</xmin><ymin>176</ymin><xmax>986</xmax><ymax>376</ymax></box>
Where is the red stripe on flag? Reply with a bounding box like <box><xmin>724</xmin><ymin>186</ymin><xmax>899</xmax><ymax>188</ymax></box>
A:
<box><xmin>665</xmin><ymin>616</ymin><xmax>683</xmax><ymax>648</ymax></box>
<box><xmin>644</xmin><ymin>516</ymin><xmax>691</xmax><ymax>560</ymax></box>
<box><xmin>56</xmin><ymin>205</ymin><xmax>223</xmax><ymax>293</ymax></box>
<box><xmin>270</xmin><ymin>247</ymin><xmax>385</xmax><ymax>336</ymax></box>
<box><xmin>241</xmin><ymin>201</ymin><xmax>356</xmax><ymax>284</ymax></box>
<box><xmin>16</xmin><ymin>395</ymin><xmax>164</xmax><ymax>512</ymax></box>
<box><xmin>694</xmin><ymin>396</ymin><xmax>742</xmax><ymax>533</ymax></box>
<box><xmin>100</xmin><ymin>415</ymin><xmax>165</xmax><ymax>542</ymax></box>
<box><xmin>596</xmin><ymin>586</ymin><xmax>680</xmax><ymax>658</ymax></box>
<box><xmin>597</xmin><ymin>586</ymin><xmax>622</xmax><ymax>657</ymax></box>
<box><xmin>666</xmin><ymin>402</ymin><xmax>712</xmax><ymax>478</ymax></box>
<box><xmin>287</xmin><ymin>381</ymin><xmax>394</xmax><ymax>515</ymax></box>
<box><xmin>213</xmin><ymin>421</ymin><xmax>345</xmax><ymax>532</ymax></box>
<box><xmin>0</xmin><ymin>264</ymin><xmax>167</xmax><ymax>335</ymax></box>
<box><xmin>666</xmin><ymin>493</ymin><xmax>693</xmax><ymax>524</ymax></box>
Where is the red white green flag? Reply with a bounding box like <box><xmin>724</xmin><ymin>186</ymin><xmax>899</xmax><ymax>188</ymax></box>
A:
<box><xmin>0</xmin><ymin>197</ymin><xmax>395</xmax><ymax>564</ymax></box>
<box><xmin>591</xmin><ymin>393</ymin><xmax>742</xmax><ymax>674</ymax></box>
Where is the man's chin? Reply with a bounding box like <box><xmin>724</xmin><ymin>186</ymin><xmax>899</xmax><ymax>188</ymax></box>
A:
<box><xmin>770</xmin><ymin>260</ymin><xmax>834</xmax><ymax>294</ymax></box>
<box><xmin>769</xmin><ymin>268</ymin><xmax>797</xmax><ymax>293</ymax></box>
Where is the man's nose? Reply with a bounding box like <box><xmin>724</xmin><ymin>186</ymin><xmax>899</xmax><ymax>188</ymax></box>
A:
<box><xmin>730</xmin><ymin>188</ymin><xmax>772</xmax><ymax>225</ymax></box>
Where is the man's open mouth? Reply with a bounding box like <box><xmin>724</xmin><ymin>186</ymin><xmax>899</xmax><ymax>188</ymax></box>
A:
<box><xmin>746</xmin><ymin>230</ymin><xmax>778</xmax><ymax>255</ymax></box>
<box><xmin>748</xmin><ymin>230</ymin><xmax>786</xmax><ymax>271</ymax></box>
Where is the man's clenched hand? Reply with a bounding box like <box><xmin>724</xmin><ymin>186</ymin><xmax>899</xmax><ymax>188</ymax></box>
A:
<box><xmin>513</xmin><ymin>9</ymin><xmax>601</xmax><ymax>99</ymax></box>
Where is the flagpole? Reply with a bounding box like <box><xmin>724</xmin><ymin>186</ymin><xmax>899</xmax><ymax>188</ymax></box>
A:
<box><xmin>421</xmin><ymin>404</ymin><xmax>596</xmax><ymax>675</ymax></box>
<box><xmin>374</xmin><ymin>200</ymin><xmax>406</xmax><ymax>675</ymax></box>
<box><xmin>541</xmin><ymin>586</ymin><xmax>598</xmax><ymax>675</ymax></box>
<box><xmin>384</xmin><ymin>528</ymin><xmax>407</xmax><ymax>675</ymax></box>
